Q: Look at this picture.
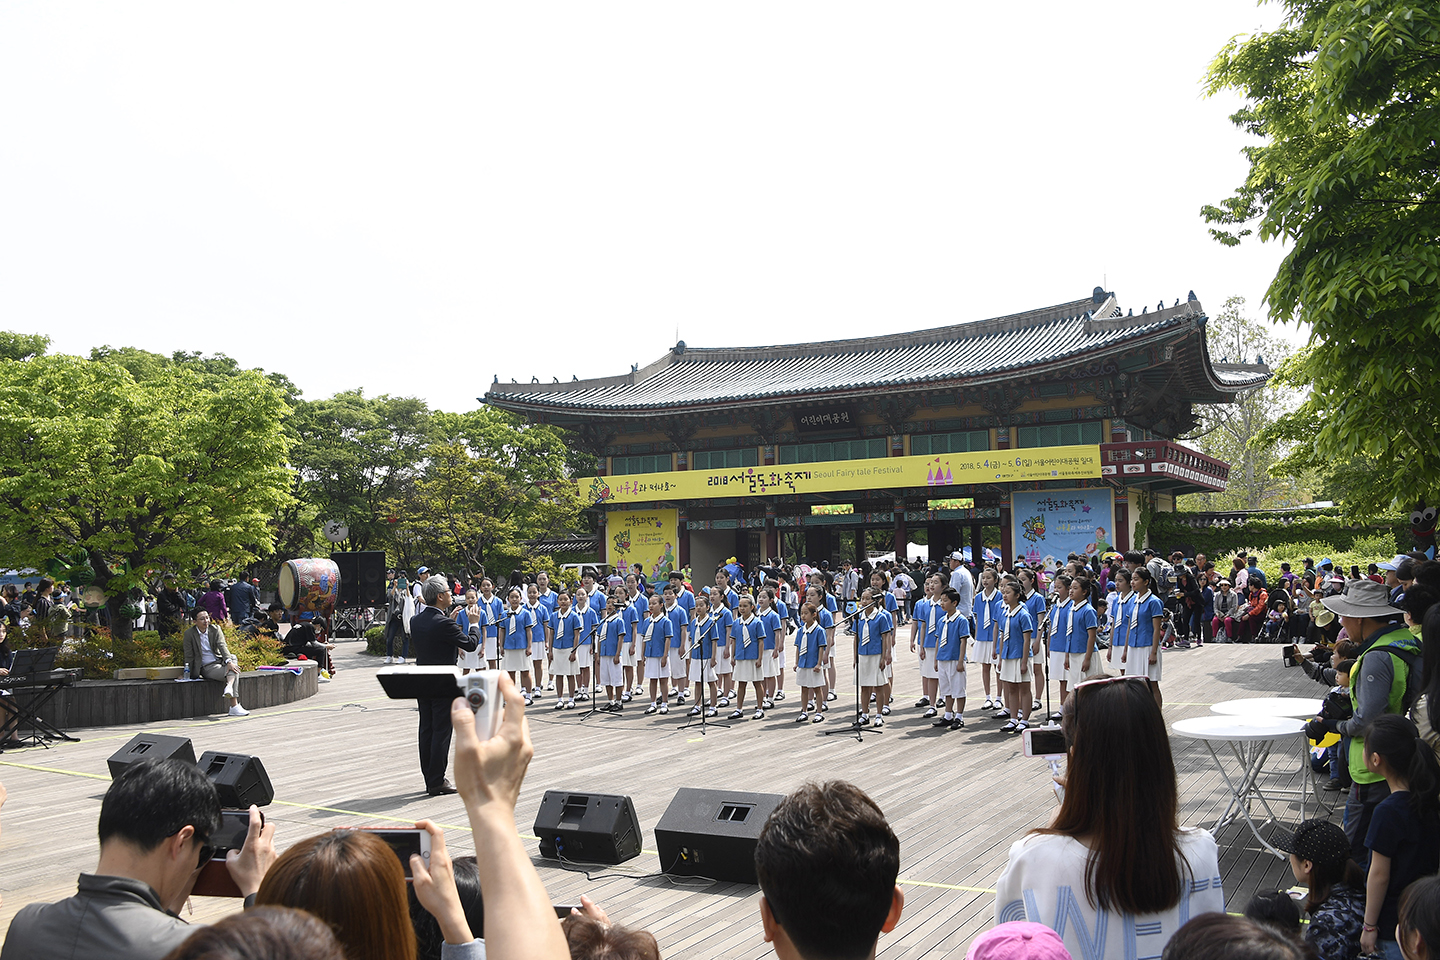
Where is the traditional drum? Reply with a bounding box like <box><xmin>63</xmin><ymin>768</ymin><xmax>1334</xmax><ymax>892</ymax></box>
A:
<box><xmin>278</xmin><ymin>558</ymin><xmax>341</xmax><ymax>613</ymax></box>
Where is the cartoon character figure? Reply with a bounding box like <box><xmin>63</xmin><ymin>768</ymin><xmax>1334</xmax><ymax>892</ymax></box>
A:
<box><xmin>1021</xmin><ymin>515</ymin><xmax>1046</xmax><ymax>544</ymax></box>
<box><xmin>1413</xmin><ymin>500</ymin><xmax>1437</xmax><ymax>559</ymax></box>
<box><xmin>613</xmin><ymin>529</ymin><xmax>631</xmax><ymax>555</ymax></box>
<box><xmin>587</xmin><ymin>477</ymin><xmax>612</xmax><ymax>504</ymax></box>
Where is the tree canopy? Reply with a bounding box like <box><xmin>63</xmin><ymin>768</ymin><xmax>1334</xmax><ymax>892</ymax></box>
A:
<box><xmin>1202</xmin><ymin>0</ymin><xmax>1440</xmax><ymax>517</ymax></box>
<box><xmin>0</xmin><ymin>355</ymin><xmax>294</xmax><ymax>645</ymax></box>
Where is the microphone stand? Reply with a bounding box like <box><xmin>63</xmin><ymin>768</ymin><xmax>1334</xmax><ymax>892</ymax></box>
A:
<box><xmin>680</xmin><ymin>622</ymin><xmax>730</xmax><ymax>734</ymax></box>
<box><xmin>823</xmin><ymin>606</ymin><xmax>879</xmax><ymax>742</ymax></box>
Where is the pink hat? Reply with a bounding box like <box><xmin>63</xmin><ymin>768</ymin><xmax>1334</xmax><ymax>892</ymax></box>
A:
<box><xmin>966</xmin><ymin>922</ymin><xmax>1073</xmax><ymax>960</ymax></box>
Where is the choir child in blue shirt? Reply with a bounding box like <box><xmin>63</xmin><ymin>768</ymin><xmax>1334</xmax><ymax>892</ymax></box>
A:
<box><xmin>597</xmin><ymin>595</ymin><xmax>629</xmax><ymax>712</ymax></box>
<box><xmin>793</xmin><ymin>601</ymin><xmax>829</xmax><ymax>723</ymax></box>
<box><xmin>476</xmin><ymin>577</ymin><xmax>504</xmax><ymax>670</ymax></box>
<box><xmin>803</xmin><ymin>584</ymin><xmax>836</xmax><ymax>712</ymax></box>
<box><xmin>498</xmin><ymin>587</ymin><xmax>536</xmax><ymax>704</ymax></box>
<box><xmin>727</xmin><ymin>594</ymin><xmax>768</xmax><ymax>720</ymax></box>
<box><xmin>971</xmin><ymin>569</ymin><xmax>1003</xmax><ymax>713</ymax></box>
<box><xmin>573</xmin><ymin>586</ymin><xmax>598</xmax><ymax>702</ymax></box>
<box><xmin>686</xmin><ymin>593</ymin><xmax>722</xmax><ymax>718</ymax></box>
<box><xmin>662</xmin><ymin>584</ymin><xmax>691</xmax><ymax>705</ymax></box>
<box><xmin>910</xmin><ymin>574</ymin><xmax>943</xmax><ymax>716</ymax></box>
<box><xmin>621</xmin><ymin>575</ymin><xmax>647</xmax><ymax>702</ymax></box>
<box><xmin>997</xmin><ymin>580</ymin><xmax>1036</xmax><ymax>733</ymax></box>
<box><xmin>1106</xmin><ymin>569</ymin><xmax>1134</xmax><ymax>673</ymax></box>
<box><xmin>1124</xmin><ymin>566</ymin><xmax>1165</xmax><ymax>707</ymax></box>
<box><xmin>758</xmin><ymin>589</ymin><xmax>786</xmax><ymax>711</ymax></box>
<box><xmin>548</xmin><ymin>589</ymin><xmax>583</xmax><ymax>709</ymax></box>
<box><xmin>855</xmin><ymin>588</ymin><xmax>895</xmax><ymax>728</ymax></box>
<box><xmin>1018</xmin><ymin>567</ymin><xmax>1049</xmax><ymax>718</ymax></box>
<box><xmin>525</xmin><ymin>583</ymin><xmax>550</xmax><ymax>701</ymax></box>
<box><xmin>640</xmin><ymin>594</ymin><xmax>675</xmax><ymax>715</ymax></box>
<box><xmin>933</xmin><ymin>586</ymin><xmax>972</xmax><ymax>731</ymax></box>
<box><xmin>1059</xmin><ymin>577</ymin><xmax>1099</xmax><ymax>701</ymax></box>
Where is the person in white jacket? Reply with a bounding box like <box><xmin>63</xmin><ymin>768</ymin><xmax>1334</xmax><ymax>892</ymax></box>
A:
<box><xmin>993</xmin><ymin>675</ymin><xmax>1223</xmax><ymax>960</ymax></box>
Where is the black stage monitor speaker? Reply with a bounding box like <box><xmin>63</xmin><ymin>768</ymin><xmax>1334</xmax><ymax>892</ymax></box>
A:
<box><xmin>533</xmin><ymin>790</ymin><xmax>642</xmax><ymax>865</ymax></box>
<box><xmin>655</xmin><ymin>787</ymin><xmax>785</xmax><ymax>885</ymax></box>
<box><xmin>199</xmin><ymin>751</ymin><xmax>275</xmax><ymax>808</ymax></box>
<box><xmin>332</xmin><ymin>551</ymin><xmax>387</xmax><ymax>607</ymax></box>
<box><xmin>107</xmin><ymin>734</ymin><xmax>196</xmax><ymax>779</ymax></box>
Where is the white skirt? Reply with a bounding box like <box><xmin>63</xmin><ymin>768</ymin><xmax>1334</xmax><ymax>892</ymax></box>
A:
<box><xmin>970</xmin><ymin>640</ymin><xmax>994</xmax><ymax>665</ymax></box>
<box><xmin>1125</xmin><ymin>644</ymin><xmax>1162</xmax><ymax>681</ymax></box>
<box><xmin>762</xmin><ymin>651</ymin><xmax>780</xmax><ymax>679</ymax></box>
<box><xmin>644</xmin><ymin>655</ymin><xmax>668</xmax><ymax>680</ymax></box>
<box><xmin>621</xmin><ymin>644</ymin><xmax>638</xmax><ymax>668</ymax></box>
<box><xmin>733</xmin><ymin>658</ymin><xmax>763</xmax><ymax>682</ymax></box>
<box><xmin>599</xmin><ymin>656</ymin><xmax>625</xmax><ymax>687</ymax></box>
<box><xmin>857</xmin><ymin>653</ymin><xmax>886</xmax><ymax>688</ymax></box>
<box><xmin>794</xmin><ymin>666</ymin><xmax>823</xmax><ymax>688</ymax></box>
<box><xmin>483</xmin><ymin>634</ymin><xmax>499</xmax><ymax>662</ymax></box>
<box><xmin>668</xmin><ymin>648</ymin><xmax>687</xmax><ymax>679</ymax></box>
<box><xmin>715</xmin><ymin>647</ymin><xmax>733</xmax><ymax>675</ymax></box>
<box><xmin>531</xmin><ymin>640</ymin><xmax>545</xmax><ymax>661</ymax></box>
<box><xmin>552</xmin><ymin>650</ymin><xmax>579</xmax><ymax>676</ymax></box>
<box><xmin>999</xmin><ymin>657</ymin><xmax>1028</xmax><ymax>684</ymax></box>
<box><xmin>460</xmin><ymin>646</ymin><xmax>482</xmax><ymax>670</ymax></box>
<box><xmin>1048</xmin><ymin>649</ymin><xmax>1069</xmax><ymax>679</ymax></box>
<box><xmin>937</xmin><ymin>659</ymin><xmax>966</xmax><ymax>698</ymax></box>
<box><xmin>688</xmin><ymin>658</ymin><xmax>717</xmax><ymax>683</ymax></box>
<box><xmin>502</xmin><ymin>648</ymin><xmax>529</xmax><ymax>672</ymax></box>
<box><xmin>919</xmin><ymin>648</ymin><xmax>940</xmax><ymax>679</ymax></box>
<box><xmin>577</xmin><ymin>645</ymin><xmax>592</xmax><ymax>668</ymax></box>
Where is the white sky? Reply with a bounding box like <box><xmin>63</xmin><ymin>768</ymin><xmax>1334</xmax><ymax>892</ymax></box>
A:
<box><xmin>0</xmin><ymin>2</ymin><xmax>1292</xmax><ymax>413</ymax></box>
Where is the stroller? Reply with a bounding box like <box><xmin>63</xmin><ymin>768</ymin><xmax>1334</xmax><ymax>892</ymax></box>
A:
<box><xmin>1261</xmin><ymin>599</ymin><xmax>1292</xmax><ymax>644</ymax></box>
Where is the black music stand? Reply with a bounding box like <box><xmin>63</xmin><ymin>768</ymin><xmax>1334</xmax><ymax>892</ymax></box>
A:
<box><xmin>1</xmin><ymin>647</ymin><xmax>81</xmax><ymax>749</ymax></box>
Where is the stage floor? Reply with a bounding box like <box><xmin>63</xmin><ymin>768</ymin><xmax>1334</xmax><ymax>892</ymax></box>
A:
<box><xmin>0</xmin><ymin>636</ymin><xmax>1333</xmax><ymax>958</ymax></box>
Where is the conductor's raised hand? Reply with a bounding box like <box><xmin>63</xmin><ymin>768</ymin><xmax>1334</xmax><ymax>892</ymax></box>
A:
<box><xmin>451</xmin><ymin>672</ymin><xmax>533</xmax><ymax>817</ymax></box>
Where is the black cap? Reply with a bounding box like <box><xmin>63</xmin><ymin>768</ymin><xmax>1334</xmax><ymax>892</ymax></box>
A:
<box><xmin>1271</xmin><ymin>819</ymin><xmax>1350</xmax><ymax>863</ymax></box>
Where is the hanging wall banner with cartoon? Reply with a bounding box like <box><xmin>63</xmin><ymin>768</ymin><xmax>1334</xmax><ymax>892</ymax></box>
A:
<box><xmin>1011</xmin><ymin>489</ymin><xmax>1115</xmax><ymax>567</ymax></box>
<box><xmin>606</xmin><ymin>509</ymin><xmax>679</xmax><ymax>583</ymax></box>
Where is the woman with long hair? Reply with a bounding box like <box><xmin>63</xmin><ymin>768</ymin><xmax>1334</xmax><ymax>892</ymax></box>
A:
<box><xmin>257</xmin><ymin>821</ymin><xmax>482</xmax><ymax>960</ymax></box>
<box><xmin>994</xmin><ymin>676</ymin><xmax>1223</xmax><ymax>958</ymax></box>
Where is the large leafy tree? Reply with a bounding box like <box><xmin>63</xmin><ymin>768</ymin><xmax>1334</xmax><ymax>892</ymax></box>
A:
<box><xmin>289</xmin><ymin>391</ymin><xmax>432</xmax><ymax>554</ymax></box>
<box><xmin>384</xmin><ymin>409</ymin><xmax>584</xmax><ymax>578</ymax></box>
<box><xmin>0</xmin><ymin>355</ymin><xmax>293</xmax><ymax>649</ymax></box>
<box><xmin>1180</xmin><ymin>297</ymin><xmax>1311</xmax><ymax>510</ymax></box>
<box><xmin>1202</xmin><ymin>0</ymin><xmax>1440</xmax><ymax>516</ymax></box>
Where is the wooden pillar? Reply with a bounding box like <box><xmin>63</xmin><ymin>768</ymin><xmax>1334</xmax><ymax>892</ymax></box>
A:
<box><xmin>854</xmin><ymin>527</ymin><xmax>866</xmax><ymax>567</ymax></box>
<box><xmin>764</xmin><ymin>505</ymin><xmax>778</xmax><ymax>562</ymax></box>
<box><xmin>596</xmin><ymin>509</ymin><xmax>607</xmax><ymax>568</ymax></box>
<box><xmin>969</xmin><ymin>522</ymin><xmax>983</xmax><ymax>568</ymax></box>
<box><xmin>678</xmin><ymin>507</ymin><xmax>690</xmax><ymax>568</ymax></box>
<box><xmin>1115</xmin><ymin>499</ymin><xmax>1130</xmax><ymax>552</ymax></box>
<box><xmin>1000</xmin><ymin>507</ymin><xmax>1013</xmax><ymax>567</ymax></box>
<box><xmin>805</xmin><ymin>527</ymin><xmax>833</xmax><ymax>566</ymax></box>
<box><xmin>893</xmin><ymin>499</ymin><xmax>908</xmax><ymax>561</ymax></box>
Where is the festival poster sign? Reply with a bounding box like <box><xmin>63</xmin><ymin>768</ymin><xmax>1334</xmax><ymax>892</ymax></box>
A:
<box><xmin>579</xmin><ymin>445</ymin><xmax>1101</xmax><ymax>505</ymax></box>
<box><xmin>606</xmin><ymin>509</ymin><xmax>679</xmax><ymax>582</ymax></box>
<box><xmin>1011</xmin><ymin>489</ymin><xmax>1115</xmax><ymax>567</ymax></box>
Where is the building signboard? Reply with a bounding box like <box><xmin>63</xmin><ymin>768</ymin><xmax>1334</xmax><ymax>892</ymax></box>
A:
<box><xmin>580</xmin><ymin>446</ymin><xmax>1101</xmax><ymax>505</ymax></box>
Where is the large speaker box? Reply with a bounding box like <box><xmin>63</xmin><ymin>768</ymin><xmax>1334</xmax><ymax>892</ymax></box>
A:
<box><xmin>199</xmin><ymin>751</ymin><xmax>275</xmax><ymax>808</ymax></box>
<box><xmin>107</xmin><ymin>734</ymin><xmax>196</xmax><ymax>779</ymax></box>
<box><xmin>533</xmin><ymin>790</ymin><xmax>642</xmax><ymax>864</ymax></box>
<box><xmin>331</xmin><ymin>551</ymin><xmax>387</xmax><ymax>607</ymax></box>
<box><xmin>655</xmin><ymin>787</ymin><xmax>785</xmax><ymax>884</ymax></box>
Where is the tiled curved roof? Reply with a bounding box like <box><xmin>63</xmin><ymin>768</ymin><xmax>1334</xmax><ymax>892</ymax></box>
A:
<box><xmin>486</xmin><ymin>294</ymin><xmax>1269</xmax><ymax>415</ymax></box>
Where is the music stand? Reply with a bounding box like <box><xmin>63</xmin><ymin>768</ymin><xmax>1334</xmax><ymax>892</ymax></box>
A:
<box><xmin>1</xmin><ymin>647</ymin><xmax>80</xmax><ymax>748</ymax></box>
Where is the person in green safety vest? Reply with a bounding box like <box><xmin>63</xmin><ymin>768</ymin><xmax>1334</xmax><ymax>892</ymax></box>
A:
<box><xmin>1305</xmin><ymin>579</ymin><xmax>1421</xmax><ymax>863</ymax></box>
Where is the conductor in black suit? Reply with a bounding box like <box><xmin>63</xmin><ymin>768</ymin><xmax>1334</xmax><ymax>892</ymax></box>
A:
<box><xmin>409</xmin><ymin>574</ymin><xmax>478</xmax><ymax>796</ymax></box>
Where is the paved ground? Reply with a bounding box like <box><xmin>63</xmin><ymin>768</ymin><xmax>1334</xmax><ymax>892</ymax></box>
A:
<box><xmin>0</xmin><ymin>636</ymin><xmax>1331</xmax><ymax>957</ymax></box>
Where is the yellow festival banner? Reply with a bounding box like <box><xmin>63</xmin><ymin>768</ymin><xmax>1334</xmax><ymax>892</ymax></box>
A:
<box><xmin>607</xmin><ymin>508</ymin><xmax>680</xmax><ymax>580</ymax></box>
<box><xmin>580</xmin><ymin>445</ymin><xmax>1101</xmax><ymax>505</ymax></box>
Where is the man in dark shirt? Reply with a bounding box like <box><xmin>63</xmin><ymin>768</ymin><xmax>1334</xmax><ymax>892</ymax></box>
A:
<box><xmin>156</xmin><ymin>578</ymin><xmax>187</xmax><ymax>639</ymax></box>
<box><xmin>228</xmin><ymin>579</ymin><xmax>261</xmax><ymax>626</ymax></box>
<box><xmin>410</xmin><ymin>574</ymin><xmax>478</xmax><ymax>796</ymax></box>
<box><xmin>1</xmin><ymin>758</ymin><xmax>275</xmax><ymax>960</ymax></box>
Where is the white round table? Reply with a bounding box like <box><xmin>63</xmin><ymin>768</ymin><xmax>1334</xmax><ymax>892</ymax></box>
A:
<box><xmin>1172</xmin><ymin>715</ymin><xmax>1309</xmax><ymax>858</ymax></box>
<box><xmin>1210</xmin><ymin>698</ymin><xmax>1324</xmax><ymax>719</ymax></box>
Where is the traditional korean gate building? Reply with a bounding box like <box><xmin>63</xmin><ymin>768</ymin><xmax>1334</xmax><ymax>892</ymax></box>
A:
<box><xmin>484</xmin><ymin>288</ymin><xmax>1268</xmax><ymax>579</ymax></box>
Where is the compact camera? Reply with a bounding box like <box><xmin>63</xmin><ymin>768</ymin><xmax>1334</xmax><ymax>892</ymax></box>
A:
<box><xmin>377</xmin><ymin>666</ymin><xmax>503</xmax><ymax>742</ymax></box>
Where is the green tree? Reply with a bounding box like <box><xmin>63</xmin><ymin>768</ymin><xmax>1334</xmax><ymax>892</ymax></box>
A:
<box><xmin>289</xmin><ymin>391</ymin><xmax>432</xmax><ymax>555</ymax></box>
<box><xmin>0</xmin><ymin>332</ymin><xmax>50</xmax><ymax>362</ymax></box>
<box><xmin>384</xmin><ymin>409</ymin><xmax>584</xmax><ymax>579</ymax></box>
<box><xmin>1202</xmin><ymin>0</ymin><xmax>1440</xmax><ymax>517</ymax></box>
<box><xmin>1179</xmin><ymin>296</ymin><xmax>1311</xmax><ymax>510</ymax></box>
<box><xmin>0</xmin><ymin>355</ymin><xmax>294</xmax><ymax>651</ymax></box>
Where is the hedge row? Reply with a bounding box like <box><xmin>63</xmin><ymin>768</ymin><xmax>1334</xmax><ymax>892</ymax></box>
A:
<box><xmin>1147</xmin><ymin>508</ymin><xmax>1410</xmax><ymax>560</ymax></box>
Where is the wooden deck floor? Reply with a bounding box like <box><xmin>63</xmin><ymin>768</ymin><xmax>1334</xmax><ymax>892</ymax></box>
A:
<box><xmin>0</xmin><ymin>637</ymin><xmax>1332</xmax><ymax>958</ymax></box>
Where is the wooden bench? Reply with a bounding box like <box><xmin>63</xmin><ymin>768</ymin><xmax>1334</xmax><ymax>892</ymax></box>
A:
<box><xmin>34</xmin><ymin>662</ymin><xmax>319</xmax><ymax>728</ymax></box>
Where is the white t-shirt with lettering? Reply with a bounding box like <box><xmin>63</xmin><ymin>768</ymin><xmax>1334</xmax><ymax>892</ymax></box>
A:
<box><xmin>994</xmin><ymin>828</ymin><xmax>1223</xmax><ymax>960</ymax></box>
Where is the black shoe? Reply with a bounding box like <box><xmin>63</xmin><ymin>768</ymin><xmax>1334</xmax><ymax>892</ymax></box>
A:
<box><xmin>1321</xmin><ymin>780</ymin><xmax>1345</xmax><ymax>793</ymax></box>
<box><xmin>932</xmin><ymin>717</ymin><xmax>952</xmax><ymax>727</ymax></box>
<box><xmin>948</xmin><ymin>718</ymin><xmax>966</xmax><ymax>731</ymax></box>
<box><xmin>427</xmin><ymin>781</ymin><xmax>458</xmax><ymax>796</ymax></box>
